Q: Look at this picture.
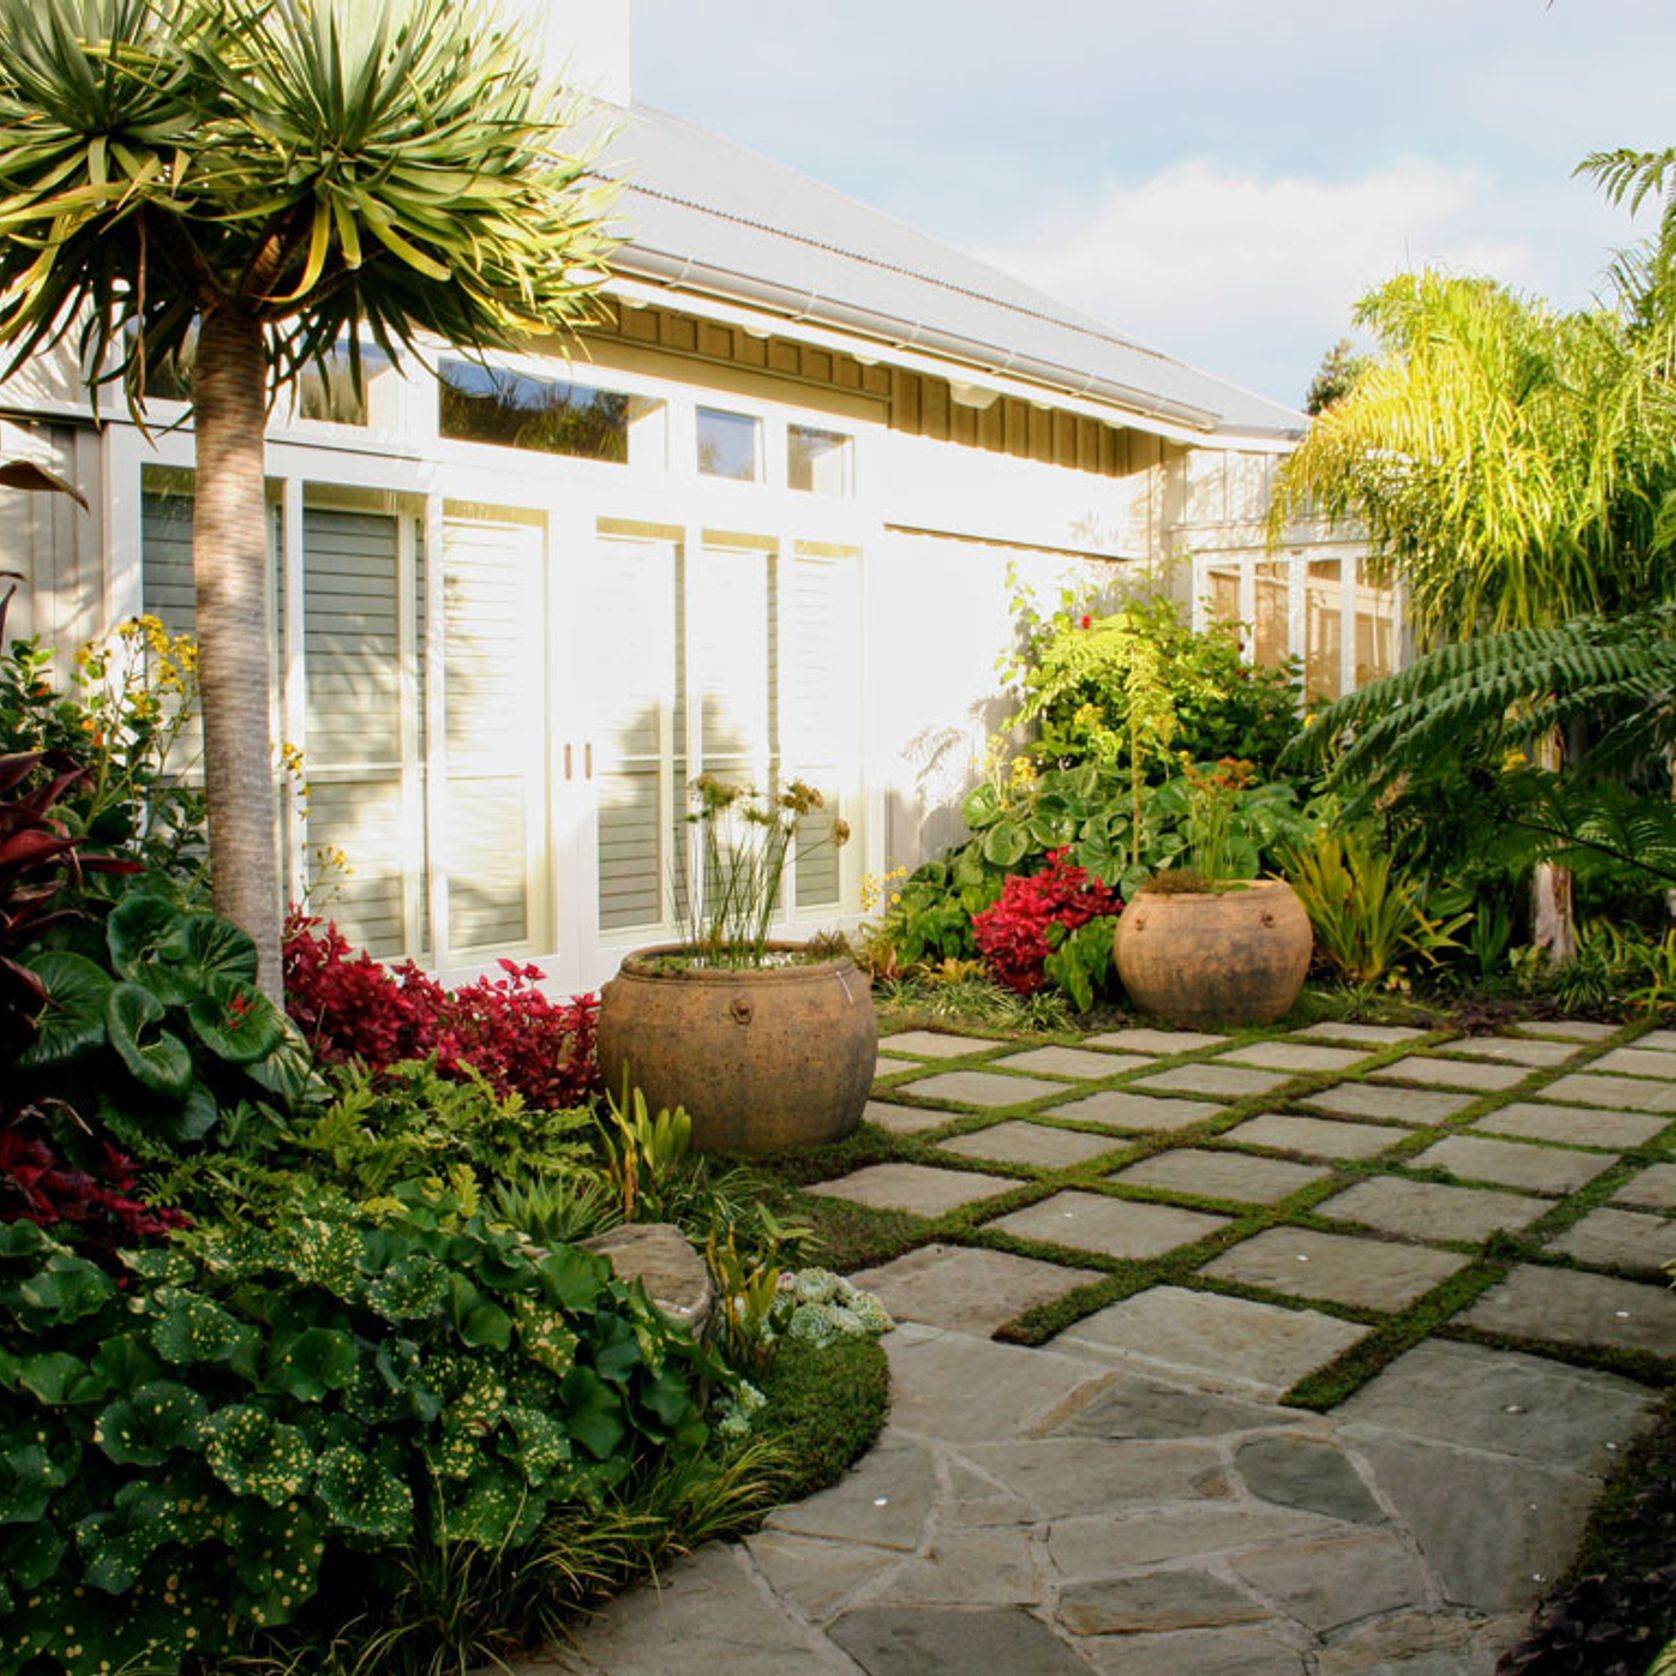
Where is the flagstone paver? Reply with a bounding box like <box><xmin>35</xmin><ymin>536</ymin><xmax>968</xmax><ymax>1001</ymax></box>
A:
<box><xmin>848</xmin><ymin>1243</ymin><xmax>1102</xmax><ymax>1335</ymax></box>
<box><xmin>1131</xmin><ymin>1062</ymin><xmax>1294</xmax><ymax>1099</ymax></box>
<box><xmin>937</xmin><ymin>1120</ymin><xmax>1129</xmax><ymax>1170</ymax></box>
<box><xmin>1615</xmin><ymin>1162</ymin><xmax>1676</xmax><ymax>1209</ymax></box>
<box><xmin>1592</xmin><ymin>1045</ymin><xmax>1676</xmax><ymax>1080</ymax></box>
<box><xmin>1084</xmin><ymin>1026</ymin><xmax>1225</xmax><ymax>1053</ymax></box>
<box><xmin>1461</xmin><ymin>1263</ymin><xmax>1676</xmax><ymax>1354</ymax></box>
<box><xmin>540</xmin><ymin>1014</ymin><xmax>1675</xmax><ymax>1676</ymax></box>
<box><xmin>1517</xmin><ymin>1019</ymin><xmax>1622</xmax><ymax>1042</ymax></box>
<box><xmin>1229</xmin><ymin>1111</ymin><xmax>1405</xmax><ymax>1160</ymax></box>
<box><xmin>1046</xmin><ymin>1089</ymin><xmax>1223</xmax><ymax>1131</ymax></box>
<box><xmin>987</xmin><ymin>1189</ymin><xmax>1227</xmax><ymax>1258</ymax></box>
<box><xmin>1320</xmin><ymin>1176</ymin><xmax>1548</xmax><ymax>1244</ymax></box>
<box><xmin>1372</xmin><ymin>1055</ymin><xmax>1527</xmax><ymax>1093</ymax></box>
<box><xmin>1441</xmin><ymin>1034</ymin><xmax>1582</xmax><ymax>1069</ymax></box>
<box><xmin>806</xmin><ymin>1162</ymin><xmax>1024</xmax><ymax>1215</ymax></box>
<box><xmin>899</xmin><ymin>1069</ymin><xmax>1068</xmax><ymax>1106</ymax></box>
<box><xmin>884</xmin><ymin>1030</ymin><xmax>1004</xmax><ymax>1057</ymax></box>
<box><xmin>1050</xmin><ymin>1285</ymin><xmax>1368</xmax><ymax>1397</ymax></box>
<box><xmin>1299</xmin><ymin>1082</ymin><xmax>1478</xmax><ymax>1125</ymax></box>
<box><xmin>1107</xmin><ymin>1146</ymin><xmax>1332</xmax><ymax>1204</ymax></box>
<box><xmin>1547</xmin><ymin>1205</ymin><xmax>1676</xmax><ymax>1273</ymax></box>
<box><xmin>875</xmin><ymin>1053</ymin><xmax>918</xmax><ymax>1076</ymax></box>
<box><xmin>1206</xmin><ymin>1226</ymin><xmax>1471</xmax><ymax>1311</ymax></box>
<box><xmin>1292</xmin><ymin>1021</ymin><xmax>1430</xmax><ymax>1047</ymax></box>
<box><xmin>1408</xmin><ymin>1133</ymin><xmax>1616</xmax><ymax>1195</ymax></box>
<box><xmin>1217</xmin><ymin>1040</ymin><xmax>1373</xmax><ymax>1074</ymax></box>
<box><xmin>862</xmin><ymin>1099</ymin><xmax>960</xmax><ymax>1136</ymax></box>
<box><xmin>1469</xmin><ymin>1099</ymin><xmax>1667</xmax><ymax>1151</ymax></box>
<box><xmin>991</xmin><ymin>1045</ymin><xmax>1150</xmax><ymax>1079</ymax></box>
<box><xmin>1541</xmin><ymin>1071</ymin><xmax>1676</xmax><ymax>1113</ymax></box>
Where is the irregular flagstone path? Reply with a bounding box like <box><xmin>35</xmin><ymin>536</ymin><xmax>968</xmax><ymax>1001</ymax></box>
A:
<box><xmin>530</xmin><ymin>1017</ymin><xmax>1676</xmax><ymax>1675</ymax></box>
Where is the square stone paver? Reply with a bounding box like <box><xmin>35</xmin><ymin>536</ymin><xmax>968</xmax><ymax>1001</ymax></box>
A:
<box><xmin>900</xmin><ymin>1069</ymin><xmax>1067</xmax><ymax>1108</ymax></box>
<box><xmin>1517</xmin><ymin>1019</ymin><xmax>1622</xmax><ymax>1042</ymax></box>
<box><xmin>876</xmin><ymin>1054</ymin><xmax>917</xmax><ymax>1076</ymax></box>
<box><xmin>805</xmin><ymin>1162</ymin><xmax>1023</xmax><ymax>1216</ymax></box>
<box><xmin>1051</xmin><ymin>1284</ymin><xmax>1368</xmax><ymax>1398</ymax></box>
<box><xmin>847</xmin><ymin>1243</ymin><xmax>1102</xmax><ymax>1335</ymax></box>
<box><xmin>1441</xmin><ymin>1035</ymin><xmax>1581</xmax><ymax>1069</ymax></box>
<box><xmin>988</xmin><ymin>1190</ymin><xmax>1227</xmax><ymax>1259</ymax></box>
<box><xmin>1228</xmin><ymin>1113</ymin><xmax>1404</xmax><ymax>1161</ymax></box>
<box><xmin>1293</xmin><ymin>1022</ymin><xmax>1430</xmax><ymax>1047</ymax></box>
<box><xmin>1047</xmin><ymin>1090</ymin><xmax>1224</xmax><ymax>1132</ymax></box>
<box><xmin>1108</xmin><ymin>1148</ymin><xmax>1331</xmax><ymax>1204</ymax></box>
<box><xmin>1299</xmin><ymin>1082</ymin><xmax>1478</xmax><ymax>1126</ymax></box>
<box><xmin>883</xmin><ymin>1030</ymin><xmax>1004</xmax><ymax>1058</ymax></box>
<box><xmin>937</xmin><ymin>1120</ymin><xmax>1127</xmax><ymax>1171</ymax></box>
<box><xmin>1470</xmin><ymin>1100</ymin><xmax>1666</xmax><ymax>1151</ymax></box>
<box><xmin>992</xmin><ymin>1045</ymin><xmax>1149</xmax><ymax>1080</ymax></box>
<box><xmin>1132</xmin><ymin>1063</ymin><xmax>1294</xmax><ymax>1100</ymax></box>
<box><xmin>1371</xmin><ymin>1055</ymin><xmax>1527</xmax><ymax>1093</ymax></box>
<box><xmin>1334</xmin><ymin>1339</ymin><xmax>1657</xmax><ymax>1473</ymax></box>
<box><xmin>1319</xmin><ymin>1176</ymin><xmax>1547</xmax><ymax>1244</ymax></box>
<box><xmin>1409</xmin><ymin>1134</ymin><xmax>1615</xmax><ymax>1196</ymax></box>
<box><xmin>1615</xmin><ymin>1163</ymin><xmax>1676</xmax><ymax>1210</ymax></box>
<box><xmin>1459</xmin><ymin>1263</ymin><xmax>1676</xmax><ymax>1355</ymax></box>
<box><xmin>1203</xmin><ymin>1227</ymin><xmax>1469</xmax><ymax>1312</ymax></box>
<box><xmin>1592</xmin><ymin>1046</ymin><xmax>1676</xmax><ymax>1081</ymax></box>
<box><xmin>1547</xmin><ymin>1206</ymin><xmax>1676</xmax><ymax>1274</ymax></box>
<box><xmin>1540</xmin><ymin>1072</ymin><xmax>1676</xmax><ymax>1114</ymax></box>
<box><xmin>1218</xmin><ymin>1041</ymin><xmax>1372</xmax><ymax>1075</ymax></box>
<box><xmin>1635</xmin><ymin>1029</ymin><xmax>1676</xmax><ymax>1052</ymax></box>
<box><xmin>863</xmin><ymin>1099</ymin><xmax>960</xmax><ymax>1137</ymax></box>
<box><xmin>1084</xmin><ymin>1027</ymin><xmax>1226</xmax><ymax>1054</ymax></box>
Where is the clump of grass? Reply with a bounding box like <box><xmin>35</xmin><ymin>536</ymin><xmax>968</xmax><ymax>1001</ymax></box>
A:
<box><xmin>876</xmin><ymin>972</ymin><xmax>1076</xmax><ymax>1032</ymax></box>
<box><xmin>753</xmin><ymin>1333</ymin><xmax>891</xmax><ymax>1504</ymax></box>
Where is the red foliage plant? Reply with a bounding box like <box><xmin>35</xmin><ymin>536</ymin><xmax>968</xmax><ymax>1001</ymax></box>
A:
<box><xmin>972</xmin><ymin>849</ymin><xmax>1122</xmax><ymax>995</ymax></box>
<box><xmin>0</xmin><ymin>1129</ymin><xmax>187</xmax><ymax>1254</ymax></box>
<box><xmin>283</xmin><ymin>913</ymin><xmax>602</xmax><ymax>1109</ymax></box>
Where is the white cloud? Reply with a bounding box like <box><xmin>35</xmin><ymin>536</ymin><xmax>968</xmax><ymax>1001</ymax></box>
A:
<box><xmin>978</xmin><ymin>160</ymin><xmax>1535</xmax><ymax>408</ymax></box>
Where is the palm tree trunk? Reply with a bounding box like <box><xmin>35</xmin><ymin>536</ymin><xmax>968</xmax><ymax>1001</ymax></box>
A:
<box><xmin>1531</xmin><ymin>724</ymin><xmax>1577</xmax><ymax>967</ymax></box>
<box><xmin>191</xmin><ymin>303</ymin><xmax>283</xmax><ymax>999</ymax></box>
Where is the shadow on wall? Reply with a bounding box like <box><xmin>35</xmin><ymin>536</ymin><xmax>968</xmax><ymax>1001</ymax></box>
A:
<box><xmin>891</xmin><ymin>684</ymin><xmax>1016</xmax><ymax>870</ymax></box>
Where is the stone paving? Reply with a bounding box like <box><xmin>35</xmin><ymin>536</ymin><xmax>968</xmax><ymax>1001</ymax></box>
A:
<box><xmin>539</xmin><ymin>1017</ymin><xmax>1676</xmax><ymax>1676</ymax></box>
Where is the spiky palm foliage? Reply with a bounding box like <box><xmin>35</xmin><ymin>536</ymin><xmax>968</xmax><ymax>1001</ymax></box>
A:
<box><xmin>0</xmin><ymin>0</ymin><xmax>616</xmax><ymax>991</ymax></box>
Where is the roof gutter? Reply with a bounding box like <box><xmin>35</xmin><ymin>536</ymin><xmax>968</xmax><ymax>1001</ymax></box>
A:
<box><xmin>614</xmin><ymin>244</ymin><xmax>1231</xmax><ymax>436</ymax></box>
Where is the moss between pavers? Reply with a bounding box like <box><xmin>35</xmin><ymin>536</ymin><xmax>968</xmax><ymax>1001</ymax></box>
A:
<box><xmin>741</xmin><ymin>1005</ymin><xmax>1669</xmax><ymax>1407</ymax></box>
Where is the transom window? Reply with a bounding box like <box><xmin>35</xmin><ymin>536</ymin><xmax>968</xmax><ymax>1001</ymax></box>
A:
<box><xmin>439</xmin><ymin>360</ymin><xmax>641</xmax><ymax>463</ymax></box>
<box><xmin>788</xmin><ymin>424</ymin><xmax>851</xmax><ymax>494</ymax></box>
<box><xmin>696</xmin><ymin>406</ymin><xmax>760</xmax><ymax>481</ymax></box>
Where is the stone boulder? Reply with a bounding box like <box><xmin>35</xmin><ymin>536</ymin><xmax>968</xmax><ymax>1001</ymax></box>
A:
<box><xmin>582</xmin><ymin>1222</ymin><xmax>714</xmax><ymax>1334</ymax></box>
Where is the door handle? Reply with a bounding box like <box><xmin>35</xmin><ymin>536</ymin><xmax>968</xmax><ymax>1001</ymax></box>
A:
<box><xmin>564</xmin><ymin>743</ymin><xmax>573</xmax><ymax>780</ymax></box>
<box><xmin>585</xmin><ymin>743</ymin><xmax>593</xmax><ymax>780</ymax></box>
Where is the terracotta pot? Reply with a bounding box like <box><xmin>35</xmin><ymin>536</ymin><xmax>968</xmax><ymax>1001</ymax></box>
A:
<box><xmin>1112</xmin><ymin>878</ymin><xmax>1313</xmax><ymax>1029</ymax></box>
<box><xmin>596</xmin><ymin>942</ymin><xmax>877</xmax><ymax>1154</ymax></box>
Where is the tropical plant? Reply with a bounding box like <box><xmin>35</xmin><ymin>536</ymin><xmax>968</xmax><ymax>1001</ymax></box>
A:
<box><xmin>597</xmin><ymin>1079</ymin><xmax>693</xmax><ymax>1224</ymax></box>
<box><xmin>971</xmin><ymin>849</ymin><xmax>1122</xmax><ymax>1007</ymax></box>
<box><xmin>0</xmin><ymin>0</ymin><xmax>616</xmax><ymax>992</ymax></box>
<box><xmin>1284</xmin><ymin>823</ymin><xmax>1470</xmax><ymax>987</ymax></box>
<box><xmin>677</xmin><ymin>775</ymin><xmax>850</xmax><ymax>968</ymax></box>
<box><xmin>1269</xmin><ymin>267</ymin><xmax>1676</xmax><ymax>961</ymax></box>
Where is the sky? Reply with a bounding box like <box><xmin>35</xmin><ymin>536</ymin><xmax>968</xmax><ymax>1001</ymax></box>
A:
<box><xmin>631</xmin><ymin>0</ymin><xmax>1676</xmax><ymax>412</ymax></box>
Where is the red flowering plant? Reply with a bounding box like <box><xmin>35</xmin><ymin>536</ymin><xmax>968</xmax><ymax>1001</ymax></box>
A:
<box><xmin>972</xmin><ymin>848</ymin><xmax>1123</xmax><ymax>1011</ymax></box>
<box><xmin>284</xmin><ymin>912</ymin><xmax>602</xmax><ymax>1109</ymax></box>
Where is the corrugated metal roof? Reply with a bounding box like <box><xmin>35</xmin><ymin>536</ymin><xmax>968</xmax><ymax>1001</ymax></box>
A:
<box><xmin>591</xmin><ymin>104</ymin><xmax>1306</xmax><ymax>442</ymax></box>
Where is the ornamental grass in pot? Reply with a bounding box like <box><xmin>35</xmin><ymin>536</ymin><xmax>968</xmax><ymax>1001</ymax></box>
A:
<box><xmin>596</xmin><ymin>776</ymin><xmax>876</xmax><ymax>1154</ymax></box>
<box><xmin>1113</xmin><ymin>758</ymin><xmax>1313</xmax><ymax>1029</ymax></box>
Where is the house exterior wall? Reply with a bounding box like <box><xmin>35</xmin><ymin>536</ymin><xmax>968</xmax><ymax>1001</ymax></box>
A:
<box><xmin>0</xmin><ymin>297</ymin><xmax>1336</xmax><ymax>993</ymax></box>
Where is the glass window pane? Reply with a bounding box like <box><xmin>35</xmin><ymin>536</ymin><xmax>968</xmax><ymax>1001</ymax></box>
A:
<box><xmin>1254</xmin><ymin>561</ymin><xmax>1289</xmax><ymax>668</ymax></box>
<box><xmin>439</xmin><ymin>360</ymin><xmax>631</xmax><ymax>462</ymax></box>
<box><xmin>788</xmin><ymin>424</ymin><xmax>850</xmax><ymax>494</ymax></box>
<box><xmin>1355</xmin><ymin>563</ymin><xmax>1397</xmax><ymax>687</ymax></box>
<box><xmin>1305</xmin><ymin>559</ymin><xmax>1344</xmax><ymax>703</ymax></box>
<box><xmin>696</xmin><ymin>407</ymin><xmax>759</xmax><ymax>481</ymax></box>
<box><xmin>299</xmin><ymin>345</ymin><xmax>391</xmax><ymax>426</ymax></box>
<box><xmin>1203</xmin><ymin>566</ymin><xmax>1240</xmax><ymax>630</ymax></box>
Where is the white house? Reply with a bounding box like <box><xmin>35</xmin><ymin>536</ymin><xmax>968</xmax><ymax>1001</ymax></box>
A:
<box><xmin>0</xmin><ymin>1</ymin><xmax>1387</xmax><ymax>994</ymax></box>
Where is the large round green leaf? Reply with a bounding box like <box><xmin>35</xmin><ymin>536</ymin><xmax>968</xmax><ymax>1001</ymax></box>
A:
<box><xmin>76</xmin><ymin>1481</ymin><xmax>173</xmax><ymax>1593</ymax></box>
<box><xmin>314</xmin><ymin>1446</ymin><xmax>414</xmax><ymax>1541</ymax></box>
<box><xmin>94</xmin><ymin>1381</ymin><xmax>209</xmax><ymax>1466</ymax></box>
<box><xmin>202</xmin><ymin>1406</ymin><xmax>313</xmax><ymax>1507</ymax></box>
<box><xmin>106</xmin><ymin>890</ymin><xmax>192</xmax><ymax>997</ymax></box>
<box><xmin>105</xmin><ymin>982</ymin><xmax>195</xmax><ymax>1098</ymax></box>
<box><xmin>178</xmin><ymin>913</ymin><xmax>259</xmax><ymax>989</ymax></box>
<box><xmin>981</xmin><ymin>821</ymin><xmax>1029</xmax><ymax>868</ymax></box>
<box><xmin>265</xmin><ymin>1328</ymin><xmax>358</xmax><ymax>1402</ymax></box>
<box><xmin>16</xmin><ymin>951</ymin><xmax>112</xmax><ymax>1068</ymax></box>
<box><xmin>186</xmin><ymin>977</ymin><xmax>284</xmax><ymax>1064</ymax></box>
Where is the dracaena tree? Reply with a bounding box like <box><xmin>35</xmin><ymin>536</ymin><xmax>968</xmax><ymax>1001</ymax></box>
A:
<box><xmin>0</xmin><ymin>0</ymin><xmax>615</xmax><ymax>995</ymax></box>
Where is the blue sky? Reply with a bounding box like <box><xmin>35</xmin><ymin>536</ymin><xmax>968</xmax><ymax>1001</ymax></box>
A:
<box><xmin>632</xmin><ymin>1</ymin><xmax>1676</xmax><ymax>411</ymax></box>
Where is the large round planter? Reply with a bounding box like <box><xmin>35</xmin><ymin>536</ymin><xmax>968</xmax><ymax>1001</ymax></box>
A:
<box><xmin>1112</xmin><ymin>878</ymin><xmax>1313</xmax><ymax>1030</ymax></box>
<box><xmin>596</xmin><ymin>943</ymin><xmax>877</xmax><ymax>1154</ymax></box>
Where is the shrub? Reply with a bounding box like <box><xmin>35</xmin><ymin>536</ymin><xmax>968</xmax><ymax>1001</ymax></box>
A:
<box><xmin>283</xmin><ymin>914</ymin><xmax>602</xmax><ymax>1109</ymax></box>
<box><xmin>973</xmin><ymin>849</ymin><xmax>1122</xmax><ymax>1006</ymax></box>
<box><xmin>0</xmin><ymin>1191</ymin><xmax>718</xmax><ymax>1675</ymax></box>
